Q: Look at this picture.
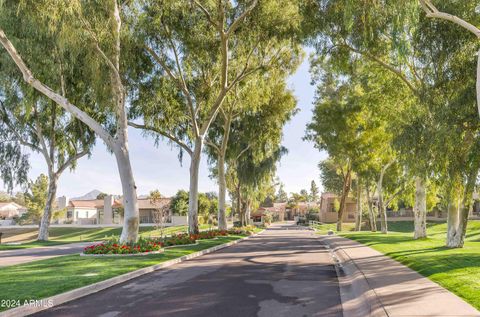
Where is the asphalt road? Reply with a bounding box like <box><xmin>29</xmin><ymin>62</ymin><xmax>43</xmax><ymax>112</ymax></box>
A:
<box><xmin>0</xmin><ymin>242</ymin><xmax>93</xmax><ymax>267</ymax></box>
<box><xmin>34</xmin><ymin>223</ymin><xmax>342</xmax><ymax>317</ymax></box>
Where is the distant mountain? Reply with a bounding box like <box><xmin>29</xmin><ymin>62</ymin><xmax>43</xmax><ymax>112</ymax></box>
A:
<box><xmin>71</xmin><ymin>190</ymin><xmax>104</xmax><ymax>201</ymax></box>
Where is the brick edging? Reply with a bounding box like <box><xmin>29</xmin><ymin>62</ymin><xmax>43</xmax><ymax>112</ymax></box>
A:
<box><xmin>0</xmin><ymin>231</ymin><xmax>263</xmax><ymax>317</ymax></box>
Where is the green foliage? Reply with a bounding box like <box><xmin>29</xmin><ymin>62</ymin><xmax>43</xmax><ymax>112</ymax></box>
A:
<box><xmin>20</xmin><ymin>174</ymin><xmax>49</xmax><ymax>225</ymax></box>
<box><xmin>170</xmin><ymin>190</ymin><xmax>189</xmax><ymax>216</ymax></box>
<box><xmin>275</xmin><ymin>181</ymin><xmax>288</xmax><ymax>203</ymax></box>
<box><xmin>318</xmin><ymin>159</ymin><xmax>345</xmax><ymax>196</ymax></box>
<box><xmin>96</xmin><ymin>193</ymin><xmax>108</xmax><ymax>200</ymax></box>
<box><xmin>310</xmin><ymin>180</ymin><xmax>319</xmax><ymax>202</ymax></box>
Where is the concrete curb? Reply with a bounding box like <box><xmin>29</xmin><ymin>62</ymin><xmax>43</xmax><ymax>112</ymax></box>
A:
<box><xmin>0</xmin><ymin>232</ymin><xmax>263</xmax><ymax>317</ymax></box>
<box><xmin>319</xmin><ymin>235</ymin><xmax>388</xmax><ymax>317</ymax></box>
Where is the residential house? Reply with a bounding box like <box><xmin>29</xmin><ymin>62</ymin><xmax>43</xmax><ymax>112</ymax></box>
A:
<box><xmin>0</xmin><ymin>202</ymin><xmax>27</xmax><ymax>219</ymax></box>
<box><xmin>287</xmin><ymin>201</ymin><xmax>319</xmax><ymax>220</ymax></box>
<box><xmin>251</xmin><ymin>203</ymin><xmax>287</xmax><ymax>224</ymax></box>
<box><xmin>58</xmin><ymin>195</ymin><xmax>178</xmax><ymax>225</ymax></box>
<box><xmin>319</xmin><ymin>192</ymin><xmax>356</xmax><ymax>223</ymax></box>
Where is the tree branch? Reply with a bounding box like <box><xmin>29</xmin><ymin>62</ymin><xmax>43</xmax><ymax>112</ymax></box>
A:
<box><xmin>341</xmin><ymin>43</ymin><xmax>418</xmax><ymax>94</ymax></box>
<box><xmin>0</xmin><ymin>100</ymin><xmax>40</xmax><ymax>151</ymax></box>
<box><xmin>56</xmin><ymin>149</ymin><xmax>90</xmax><ymax>175</ymax></box>
<box><xmin>226</xmin><ymin>0</ymin><xmax>259</xmax><ymax>36</ymax></box>
<box><xmin>385</xmin><ymin>186</ymin><xmax>405</xmax><ymax>207</ymax></box>
<box><xmin>0</xmin><ymin>29</ymin><xmax>115</xmax><ymax>147</ymax></box>
<box><xmin>128</xmin><ymin>121</ymin><xmax>193</xmax><ymax>156</ymax></box>
<box><xmin>204</xmin><ymin>140</ymin><xmax>221</xmax><ymax>153</ymax></box>
<box><xmin>236</xmin><ymin>144</ymin><xmax>251</xmax><ymax>160</ymax></box>
<box><xmin>163</xmin><ymin>23</ymin><xmax>199</xmax><ymax>137</ymax></box>
<box><xmin>420</xmin><ymin>0</ymin><xmax>480</xmax><ymax>39</ymax></box>
<box><xmin>192</xmin><ymin>0</ymin><xmax>219</xmax><ymax>29</ymax></box>
<box><xmin>32</xmin><ymin>108</ymin><xmax>54</xmax><ymax>170</ymax></box>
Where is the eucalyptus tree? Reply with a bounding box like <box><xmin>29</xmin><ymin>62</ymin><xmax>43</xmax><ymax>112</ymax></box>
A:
<box><xmin>304</xmin><ymin>0</ymin><xmax>438</xmax><ymax>234</ymax></box>
<box><xmin>305</xmin><ymin>0</ymin><xmax>480</xmax><ymax>239</ymax></box>
<box><xmin>306</xmin><ymin>58</ymin><xmax>407</xmax><ymax>232</ymax></box>
<box><xmin>223</xmin><ymin>81</ymin><xmax>296</xmax><ymax>225</ymax></box>
<box><xmin>129</xmin><ymin>0</ymin><xmax>302</xmax><ymax>233</ymax></box>
<box><xmin>419</xmin><ymin>1</ymin><xmax>480</xmax><ymax>117</ymax></box>
<box><xmin>0</xmin><ymin>90</ymin><xmax>94</xmax><ymax>240</ymax></box>
<box><xmin>412</xmin><ymin>1</ymin><xmax>480</xmax><ymax>246</ymax></box>
<box><xmin>205</xmin><ymin>70</ymin><xmax>297</xmax><ymax>230</ymax></box>
<box><xmin>0</xmin><ymin>1</ymin><xmax>144</xmax><ymax>242</ymax></box>
<box><xmin>0</xmin><ymin>140</ymin><xmax>29</xmax><ymax>193</ymax></box>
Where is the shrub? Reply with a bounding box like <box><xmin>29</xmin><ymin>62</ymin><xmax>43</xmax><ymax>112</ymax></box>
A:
<box><xmin>228</xmin><ymin>226</ymin><xmax>256</xmax><ymax>236</ymax></box>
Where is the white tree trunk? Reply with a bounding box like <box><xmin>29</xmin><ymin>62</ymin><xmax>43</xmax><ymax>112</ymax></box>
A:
<box><xmin>337</xmin><ymin>168</ymin><xmax>351</xmax><ymax>232</ymax></box>
<box><xmin>188</xmin><ymin>137</ymin><xmax>203</xmax><ymax>234</ymax></box>
<box><xmin>477</xmin><ymin>49</ymin><xmax>480</xmax><ymax>117</ymax></box>
<box><xmin>377</xmin><ymin>180</ymin><xmax>388</xmax><ymax>234</ymax></box>
<box><xmin>413</xmin><ymin>176</ymin><xmax>427</xmax><ymax>239</ymax></box>
<box><xmin>446</xmin><ymin>199</ymin><xmax>460</xmax><ymax>248</ymax></box>
<box><xmin>217</xmin><ymin>155</ymin><xmax>228</xmax><ymax>231</ymax></box>
<box><xmin>245</xmin><ymin>200</ymin><xmax>251</xmax><ymax>226</ymax></box>
<box><xmin>37</xmin><ymin>174</ymin><xmax>58</xmax><ymax>241</ymax></box>
<box><xmin>366</xmin><ymin>186</ymin><xmax>376</xmax><ymax>232</ymax></box>
<box><xmin>115</xmin><ymin>145</ymin><xmax>140</xmax><ymax>244</ymax></box>
<box><xmin>355</xmin><ymin>183</ymin><xmax>362</xmax><ymax>231</ymax></box>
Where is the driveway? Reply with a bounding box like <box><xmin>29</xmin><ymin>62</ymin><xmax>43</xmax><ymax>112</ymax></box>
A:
<box><xmin>34</xmin><ymin>223</ymin><xmax>342</xmax><ymax>317</ymax></box>
<box><xmin>0</xmin><ymin>242</ymin><xmax>92</xmax><ymax>267</ymax></box>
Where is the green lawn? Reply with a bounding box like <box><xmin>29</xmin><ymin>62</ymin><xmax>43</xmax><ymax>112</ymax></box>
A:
<box><xmin>0</xmin><ymin>235</ymin><xmax>245</xmax><ymax>311</ymax></box>
<box><xmin>0</xmin><ymin>224</ymin><xmax>212</xmax><ymax>250</ymax></box>
<box><xmin>314</xmin><ymin>220</ymin><xmax>480</xmax><ymax>310</ymax></box>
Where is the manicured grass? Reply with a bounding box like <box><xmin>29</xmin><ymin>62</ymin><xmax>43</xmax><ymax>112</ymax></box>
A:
<box><xmin>0</xmin><ymin>235</ymin><xmax>246</xmax><ymax>311</ymax></box>
<box><xmin>0</xmin><ymin>240</ymin><xmax>68</xmax><ymax>250</ymax></box>
<box><xmin>314</xmin><ymin>220</ymin><xmax>480</xmax><ymax>310</ymax></box>
<box><xmin>0</xmin><ymin>225</ymin><xmax>212</xmax><ymax>250</ymax></box>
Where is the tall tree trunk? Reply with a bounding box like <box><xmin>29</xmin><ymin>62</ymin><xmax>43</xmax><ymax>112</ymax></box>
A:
<box><xmin>188</xmin><ymin>137</ymin><xmax>203</xmax><ymax>234</ymax></box>
<box><xmin>355</xmin><ymin>181</ymin><xmax>362</xmax><ymax>231</ymax></box>
<box><xmin>217</xmin><ymin>154</ymin><xmax>228</xmax><ymax>230</ymax></box>
<box><xmin>337</xmin><ymin>168</ymin><xmax>351</xmax><ymax>231</ymax></box>
<box><xmin>413</xmin><ymin>176</ymin><xmax>427</xmax><ymax>239</ymax></box>
<box><xmin>378</xmin><ymin>193</ymin><xmax>387</xmax><ymax>234</ymax></box>
<box><xmin>37</xmin><ymin>174</ymin><xmax>58</xmax><ymax>241</ymax></box>
<box><xmin>115</xmin><ymin>146</ymin><xmax>140</xmax><ymax>243</ymax></box>
<box><xmin>245</xmin><ymin>200</ymin><xmax>251</xmax><ymax>226</ymax></box>
<box><xmin>378</xmin><ymin>162</ymin><xmax>393</xmax><ymax>234</ymax></box>
<box><xmin>366</xmin><ymin>186</ymin><xmax>376</xmax><ymax>232</ymax></box>
<box><xmin>236</xmin><ymin>182</ymin><xmax>242</xmax><ymax>226</ymax></box>
<box><xmin>446</xmin><ymin>167</ymin><xmax>479</xmax><ymax>248</ymax></box>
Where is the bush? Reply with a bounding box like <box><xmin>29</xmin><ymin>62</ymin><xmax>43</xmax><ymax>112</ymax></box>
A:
<box><xmin>263</xmin><ymin>212</ymin><xmax>273</xmax><ymax>225</ymax></box>
<box><xmin>228</xmin><ymin>226</ymin><xmax>256</xmax><ymax>236</ymax></box>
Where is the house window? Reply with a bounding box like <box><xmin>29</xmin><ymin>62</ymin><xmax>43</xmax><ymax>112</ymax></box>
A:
<box><xmin>86</xmin><ymin>211</ymin><xmax>89</xmax><ymax>218</ymax></box>
<box><xmin>76</xmin><ymin>211</ymin><xmax>79</xmax><ymax>219</ymax></box>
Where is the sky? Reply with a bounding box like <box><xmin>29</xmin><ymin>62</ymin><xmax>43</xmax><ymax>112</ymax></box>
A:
<box><xmin>1</xmin><ymin>50</ymin><xmax>327</xmax><ymax>199</ymax></box>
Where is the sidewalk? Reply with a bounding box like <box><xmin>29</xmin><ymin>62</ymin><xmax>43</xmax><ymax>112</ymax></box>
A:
<box><xmin>321</xmin><ymin>235</ymin><xmax>480</xmax><ymax>317</ymax></box>
<box><xmin>0</xmin><ymin>242</ymin><xmax>92</xmax><ymax>267</ymax></box>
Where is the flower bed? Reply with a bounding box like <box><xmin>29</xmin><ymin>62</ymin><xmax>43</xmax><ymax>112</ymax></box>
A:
<box><xmin>83</xmin><ymin>238</ymin><xmax>163</xmax><ymax>256</ymax></box>
<box><xmin>162</xmin><ymin>233</ymin><xmax>197</xmax><ymax>247</ymax></box>
<box><xmin>82</xmin><ymin>228</ymin><xmax>253</xmax><ymax>256</ymax></box>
